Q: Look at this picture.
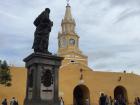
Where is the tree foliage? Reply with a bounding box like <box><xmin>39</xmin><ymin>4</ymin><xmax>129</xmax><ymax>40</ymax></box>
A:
<box><xmin>0</xmin><ymin>60</ymin><xmax>12</xmax><ymax>86</ymax></box>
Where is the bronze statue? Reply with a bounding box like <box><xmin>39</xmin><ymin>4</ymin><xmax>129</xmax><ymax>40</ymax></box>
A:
<box><xmin>32</xmin><ymin>8</ymin><xmax>53</xmax><ymax>53</ymax></box>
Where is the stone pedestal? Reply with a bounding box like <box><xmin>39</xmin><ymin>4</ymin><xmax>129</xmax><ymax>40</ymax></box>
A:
<box><xmin>23</xmin><ymin>53</ymin><xmax>63</xmax><ymax>105</ymax></box>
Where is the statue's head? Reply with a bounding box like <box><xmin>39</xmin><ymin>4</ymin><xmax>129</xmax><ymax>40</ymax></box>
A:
<box><xmin>45</xmin><ymin>8</ymin><xmax>50</xmax><ymax>13</ymax></box>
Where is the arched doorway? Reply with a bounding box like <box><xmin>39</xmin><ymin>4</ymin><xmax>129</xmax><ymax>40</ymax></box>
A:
<box><xmin>114</xmin><ymin>86</ymin><xmax>128</xmax><ymax>104</ymax></box>
<box><xmin>73</xmin><ymin>85</ymin><xmax>90</xmax><ymax>105</ymax></box>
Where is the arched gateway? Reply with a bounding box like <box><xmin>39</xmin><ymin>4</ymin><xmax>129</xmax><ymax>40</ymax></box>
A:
<box><xmin>73</xmin><ymin>85</ymin><xmax>90</xmax><ymax>105</ymax></box>
<box><xmin>114</xmin><ymin>86</ymin><xmax>128</xmax><ymax>104</ymax></box>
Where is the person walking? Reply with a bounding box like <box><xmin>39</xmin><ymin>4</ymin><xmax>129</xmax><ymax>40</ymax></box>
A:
<box><xmin>2</xmin><ymin>98</ymin><xmax>7</xmax><ymax>105</ymax></box>
<box><xmin>105</xmin><ymin>95</ymin><xmax>109</xmax><ymax>105</ymax></box>
<box><xmin>99</xmin><ymin>93</ymin><xmax>107</xmax><ymax>105</ymax></box>
<box><xmin>109</xmin><ymin>96</ymin><xmax>113</xmax><ymax>105</ymax></box>
<box><xmin>10</xmin><ymin>97</ymin><xmax>18</xmax><ymax>105</ymax></box>
<box><xmin>15</xmin><ymin>99</ymin><xmax>18</xmax><ymax>105</ymax></box>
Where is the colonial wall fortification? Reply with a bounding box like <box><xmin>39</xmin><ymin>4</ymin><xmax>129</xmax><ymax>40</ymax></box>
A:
<box><xmin>0</xmin><ymin>66</ymin><xmax>140</xmax><ymax>105</ymax></box>
<box><xmin>59</xmin><ymin>63</ymin><xmax>140</xmax><ymax>105</ymax></box>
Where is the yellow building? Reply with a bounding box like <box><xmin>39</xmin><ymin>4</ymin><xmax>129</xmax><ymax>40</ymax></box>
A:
<box><xmin>0</xmin><ymin>3</ymin><xmax>140</xmax><ymax>105</ymax></box>
<box><xmin>58</xmin><ymin>3</ymin><xmax>140</xmax><ymax>105</ymax></box>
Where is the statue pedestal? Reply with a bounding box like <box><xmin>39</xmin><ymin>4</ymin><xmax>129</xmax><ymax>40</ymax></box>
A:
<box><xmin>23</xmin><ymin>53</ymin><xmax>63</xmax><ymax>105</ymax></box>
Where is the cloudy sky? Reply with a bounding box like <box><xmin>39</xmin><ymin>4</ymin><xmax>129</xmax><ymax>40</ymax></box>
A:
<box><xmin>0</xmin><ymin>0</ymin><xmax>140</xmax><ymax>74</ymax></box>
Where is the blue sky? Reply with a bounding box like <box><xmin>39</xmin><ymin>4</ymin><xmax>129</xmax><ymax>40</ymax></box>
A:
<box><xmin>0</xmin><ymin>0</ymin><xmax>140</xmax><ymax>74</ymax></box>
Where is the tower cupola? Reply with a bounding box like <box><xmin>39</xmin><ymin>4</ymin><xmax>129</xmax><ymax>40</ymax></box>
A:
<box><xmin>61</xmin><ymin>4</ymin><xmax>76</xmax><ymax>35</ymax></box>
<box><xmin>58</xmin><ymin>3</ymin><xmax>88</xmax><ymax>66</ymax></box>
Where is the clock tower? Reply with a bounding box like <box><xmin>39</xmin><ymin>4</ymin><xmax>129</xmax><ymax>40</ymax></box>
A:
<box><xmin>58</xmin><ymin>3</ymin><xmax>88</xmax><ymax>65</ymax></box>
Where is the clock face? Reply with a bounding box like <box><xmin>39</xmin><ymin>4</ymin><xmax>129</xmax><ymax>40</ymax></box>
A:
<box><xmin>69</xmin><ymin>39</ymin><xmax>75</xmax><ymax>45</ymax></box>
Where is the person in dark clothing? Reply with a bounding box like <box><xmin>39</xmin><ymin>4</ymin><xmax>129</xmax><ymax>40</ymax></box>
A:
<box><xmin>99</xmin><ymin>93</ymin><xmax>107</xmax><ymax>105</ymax></box>
<box><xmin>14</xmin><ymin>100</ymin><xmax>18</xmax><ymax>105</ymax></box>
<box><xmin>114</xmin><ymin>100</ymin><xmax>119</xmax><ymax>105</ymax></box>
<box><xmin>134</xmin><ymin>98</ymin><xmax>137</xmax><ymax>105</ymax></box>
<box><xmin>137</xmin><ymin>97</ymin><xmax>140</xmax><ymax>104</ymax></box>
<box><xmin>2</xmin><ymin>98</ymin><xmax>7</xmax><ymax>105</ymax></box>
<box><xmin>10</xmin><ymin>97</ymin><xmax>18</xmax><ymax>105</ymax></box>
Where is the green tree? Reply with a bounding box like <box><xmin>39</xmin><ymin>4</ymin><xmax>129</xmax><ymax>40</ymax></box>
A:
<box><xmin>0</xmin><ymin>60</ymin><xmax>2</xmax><ymax>67</ymax></box>
<box><xmin>0</xmin><ymin>60</ymin><xmax>12</xmax><ymax>86</ymax></box>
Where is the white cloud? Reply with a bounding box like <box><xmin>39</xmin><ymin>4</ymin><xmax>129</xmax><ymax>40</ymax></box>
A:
<box><xmin>0</xmin><ymin>0</ymin><xmax>140</xmax><ymax>74</ymax></box>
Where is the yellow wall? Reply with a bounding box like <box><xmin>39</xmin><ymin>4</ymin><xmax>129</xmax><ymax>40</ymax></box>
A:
<box><xmin>0</xmin><ymin>67</ymin><xmax>26</xmax><ymax>105</ymax></box>
<box><xmin>59</xmin><ymin>63</ymin><xmax>140</xmax><ymax>105</ymax></box>
<box><xmin>0</xmin><ymin>66</ymin><xmax>140</xmax><ymax>105</ymax></box>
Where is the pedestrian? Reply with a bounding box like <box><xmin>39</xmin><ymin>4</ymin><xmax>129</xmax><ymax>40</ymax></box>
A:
<box><xmin>15</xmin><ymin>99</ymin><xmax>18</xmax><ymax>105</ymax></box>
<box><xmin>10</xmin><ymin>97</ymin><xmax>17</xmax><ymax>105</ymax></box>
<box><xmin>2</xmin><ymin>98</ymin><xmax>7</xmax><ymax>105</ymax></box>
<box><xmin>85</xmin><ymin>98</ymin><xmax>90</xmax><ymax>105</ymax></box>
<box><xmin>114</xmin><ymin>99</ymin><xmax>118</xmax><ymax>105</ymax></box>
<box><xmin>138</xmin><ymin>97</ymin><xmax>140</xmax><ymax>105</ymax></box>
<box><xmin>99</xmin><ymin>93</ymin><xmax>107</xmax><ymax>105</ymax></box>
<box><xmin>60</xmin><ymin>97</ymin><xmax>64</xmax><ymax>105</ymax></box>
<box><xmin>134</xmin><ymin>98</ymin><xmax>139</xmax><ymax>105</ymax></box>
<box><xmin>109</xmin><ymin>96</ymin><xmax>113</xmax><ymax>105</ymax></box>
<box><xmin>105</xmin><ymin>95</ymin><xmax>109</xmax><ymax>105</ymax></box>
